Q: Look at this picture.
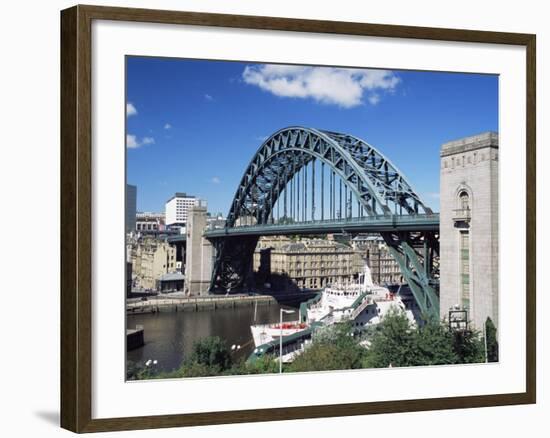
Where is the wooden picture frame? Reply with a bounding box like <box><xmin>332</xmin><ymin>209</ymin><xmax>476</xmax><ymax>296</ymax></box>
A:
<box><xmin>60</xmin><ymin>4</ymin><xmax>536</xmax><ymax>433</ymax></box>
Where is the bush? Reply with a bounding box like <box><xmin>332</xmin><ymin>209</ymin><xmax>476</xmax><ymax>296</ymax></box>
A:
<box><xmin>361</xmin><ymin>310</ymin><xmax>486</xmax><ymax>368</ymax></box>
<box><xmin>412</xmin><ymin>321</ymin><xmax>458</xmax><ymax>365</ymax></box>
<box><xmin>242</xmin><ymin>354</ymin><xmax>280</xmax><ymax>375</ymax></box>
<box><xmin>361</xmin><ymin>310</ymin><xmax>417</xmax><ymax>368</ymax></box>
<box><xmin>188</xmin><ymin>336</ymin><xmax>232</xmax><ymax>371</ymax></box>
<box><xmin>452</xmin><ymin>328</ymin><xmax>485</xmax><ymax>363</ymax></box>
<box><xmin>485</xmin><ymin>317</ymin><xmax>499</xmax><ymax>362</ymax></box>
<box><xmin>289</xmin><ymin>322</ymin><xmax>366</xmax><ymax>372</ymax></box>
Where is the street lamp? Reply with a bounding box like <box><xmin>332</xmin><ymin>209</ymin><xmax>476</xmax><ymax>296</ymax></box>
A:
<box><xmin>279</xmin><ymin>308</ymin><xmax>296</xmax><ymax>373</ymax></box>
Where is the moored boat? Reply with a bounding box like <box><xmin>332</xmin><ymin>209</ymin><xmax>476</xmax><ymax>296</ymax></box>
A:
<box><xmin>250</xmin><ymin>321</ymin><xmax>308</xmax><ymax>347</ymax></box>
<box><xmin>248</xmin><ymin>262</ymin><xmax>415</xmax><ymax>362</ymax></box>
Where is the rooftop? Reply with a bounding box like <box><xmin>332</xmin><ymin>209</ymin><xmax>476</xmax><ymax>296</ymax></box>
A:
<box><xmin>266</xmin><ymin>238</ymin><xmax>352</xmax><ymax>253</ymax></box>
<box><xmin>159</xmin><ymin>272</ymin><xmax>185</xmax><ymax>281</ymax></box>
<box><xmin>166</xmin><ymin>192</ymin><xmax>196</xmax><ymax>203</ymax></box>
<box><xmin>441</xmin><ymin>131</ymin><xmax>498</xmax><ymax>157</ymax></box>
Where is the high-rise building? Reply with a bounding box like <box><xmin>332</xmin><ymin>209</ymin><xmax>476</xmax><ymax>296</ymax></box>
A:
<box><xmin>165</xmin><ymin>192</ymin><xmax>203</xmax><ymax>226</ymax></box>
<box><xmin>126</xmin><ymin>184</ymin><xmax>137</xmax><ymax>233</ymax></box>
<box><xmin>439</xmin><ymin>132</ymin><xmax>498</xmax><ymax>330</ymax></box>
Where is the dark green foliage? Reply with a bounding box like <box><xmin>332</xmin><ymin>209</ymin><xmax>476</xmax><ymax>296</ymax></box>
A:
<box><xmin>362</xmin><ymin>311</ymin><xmax>485</xmax><ymax>368</ymax></box>
<box><xmin>361</xmin><ymin>310</ymin><xmax>416</xmax><ymax>368</ymax></box>
<box><xmin>288</xmin><ymin>322</ymin><xmax>366</xmax><ymax>372</ymax></box>
<box><xmin>188</xmin><ymin>336</ymin><xmax>232</xmax><ymax>371</ymax></box>
<box><xmin>129</xmin><ymin>313</ymin><xmax>490</xmax><ymax>380</ymax></box>
<box><xmin>412</xmin><ymin>320</ymin><xmax>459</xmax><ymax>365</ymax></box>
<box><xmin>246</xmin><ymin>354</ymin><xmax>280</xmax><ymax>374</ymax></box>
<box><xmin>452</xmin><ymin>328</ymin><xmax>486</xmax><ymax>363</ymax></box>
<box><xmin>157</xmin><ymin>336</ymin><xmax>234</xmax><ymax>378</ymax></box>
<box><xmin>126</xmin><ymin>360</ymin><xmax>160</xmax><ymax>380</ymax></box>
<box><xmin>178</xmin><ymin>361</ymin><xmax>220</xmax><ymax>377</ymax></box>
<box><xmin>485</xmin><ymin>317</ymin><xmax>499</xmax><ymax>362</ymax></box>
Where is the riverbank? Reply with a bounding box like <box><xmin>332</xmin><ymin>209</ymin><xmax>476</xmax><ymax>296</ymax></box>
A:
<box><xmin>126</xmin><ymin>294</ymin><xmax>277</xmax><ymax>315</ymax></box>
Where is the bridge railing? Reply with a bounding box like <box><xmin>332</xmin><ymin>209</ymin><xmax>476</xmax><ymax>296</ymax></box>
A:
<box><xmin>211</xmin><ymin>213</ymin><xmax>439</xmax><ymax>232</ymax></box>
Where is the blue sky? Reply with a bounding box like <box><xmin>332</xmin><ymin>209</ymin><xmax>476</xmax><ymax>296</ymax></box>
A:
<box><xmin>126</xmin><ymin>57</ymin><xmax>498</xmax><ymax>215</ymax></box>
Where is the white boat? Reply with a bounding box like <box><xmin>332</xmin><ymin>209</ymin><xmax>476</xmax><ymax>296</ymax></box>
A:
<box><xmin>249</xmin><ymin>263</ymin><xmax>414</xmax><ymax>353</ymax></box>
<box><xmin>306</xmin><ymin>263</ymin><xmax>415</xmax><ymax>328</ymax></box>
<box><xmin>250</xmin><ymin>321</ymin><xmax>308</xmax><ymax>348</ymax></box>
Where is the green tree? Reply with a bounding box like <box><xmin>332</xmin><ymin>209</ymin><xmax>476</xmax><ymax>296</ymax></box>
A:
<box><xmin>189</xmin><ymin>336</ymin><xmax>232</xmax><ymax>370</ymax></box>
<box><xmin>412</xmin><ymin>320</ymin><xmax>458</xmax><ymax>365</ymax></box>
<box><xmin>362</xmin><ymin>311</ymin><xmax>462</xmax><ymax>368</ymax></box>
<box><xmin>362</xmin><ymin>310</ymin><xmax>416</xmax><ymax>368</ymax></box>
<box><xmin>179</xmin><ymin>361</ymin><xmax>219</xmax><ymax>377</ymax></box>
<box><xmin>452</xmin><ymin>328</ymin><xmax>485</xmax><ymax>364</ymax></box>
<box><xmin>242</xmin><ymin>354</ymin><xmax>280</xmax><ymax>374</ymax></box>
<box><xmin>485</xmin><ymin>317</ymin><xmax>499</xmax><ymax>362</ymax></box>
<box><xmin>289</xmin><ymin>321</ymin><xmax>366</xmax><ymax>372</ymax></box>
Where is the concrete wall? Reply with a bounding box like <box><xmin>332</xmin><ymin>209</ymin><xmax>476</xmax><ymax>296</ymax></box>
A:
<box><xmin>185</xmin><ymin>205</ymin><xmax>213</xmax><ymax>295</ymax></box>
<box><xmin>440</xmin><ymin>132</ymin><xmax>499</xmax><ymax>329</ymax></box>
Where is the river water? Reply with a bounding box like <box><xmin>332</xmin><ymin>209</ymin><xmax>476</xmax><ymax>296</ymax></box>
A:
<box><xmin>126</xmin><ymin>302</ymin><xmax>298</xmax><ymax>372</ymax></box>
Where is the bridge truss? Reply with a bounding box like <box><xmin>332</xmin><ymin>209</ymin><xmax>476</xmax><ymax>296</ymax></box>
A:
<box><xmin>208</xmin><ymin>127</ymin><xmax>440</xmax><ymax>319</ymax></box>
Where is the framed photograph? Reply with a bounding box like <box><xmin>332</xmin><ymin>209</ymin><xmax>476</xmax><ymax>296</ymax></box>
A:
<box><xmin>60</xmin><ymin>4</ymin><xmax>536</xmax><ymax>433</ymax></box>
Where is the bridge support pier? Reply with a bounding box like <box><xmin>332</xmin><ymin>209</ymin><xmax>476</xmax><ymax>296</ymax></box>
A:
<box><xmin>209</xmin><ymin>235</ymin><xmax>259</xmax><ymax>293</ymax></box>
<box><xmin>382</xmin><ymin>231</ymin><xmax>440</xmax><ymax>320</ymax></box>
<box><xmin>185</xmin><ymin>205</ymin><xmax>213</xmax><ymax>296</ymax></box>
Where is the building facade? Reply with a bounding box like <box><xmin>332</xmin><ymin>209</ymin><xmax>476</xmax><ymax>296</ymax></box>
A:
<box><xmin>130</xmin><ymin>236</ymin><xmax>178</xmax><ymax>291</ymax></box>
<box><xmin>126</xmin><ymin>184</ymin><xmax>137</xmax><ymax>233</ymax></box>
<box><xmin>351</xmin><ymin>235</ymin><xmax>404</xmax><ymax>285</ymax></box>
<box><xmin>439</xmin><ymin>132</ymin><xmax>499</xmax><ymax>329</ymax></box>
<box><xmin>165</xmin><ymin>192</ymin><xmax>202</xmax><ymax>226</ymax></box>
<box><xmin>136</xmin><ymin>211</ymin><xmax>165</xmax><ymax>232</ymax></box>
<box><xmin>253</xmin><ymin>236</ymin><xmax>364</xmax><ymax>289</ymax></box>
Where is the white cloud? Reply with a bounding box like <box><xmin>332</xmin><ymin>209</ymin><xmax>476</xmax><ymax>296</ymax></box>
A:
<box><xmin>204</xmin><ymin>94</ymin><xmax>213</xmax><ymax>101</ymax></box>
<box><xmin>242</xmin><ymin>65</ymin><xmax>400</xmax><ymax>108</ymax></box>
<box><xmin>211</xmin><ymin>176</ymin><xmax>221</xmax><ymax>184</ymax></box>
<box><xmin>126</xmin><ymin>102</ymin><xmax>137</xmax><ymax>116</ymax></box>
<box><xmin>164</xmin><ymin>123</ymin><xmax>172</xmax><ymax>130</ymax></box>
<box><xmin>368</xmin><ymin>94</ymin><xmax>381</xmax><ymax>105</ymax></box>
<box><xmin>127</xmin><ymin>134</ymin><xmax>155</xmax><ymax>149</ymax></box>
<box><xmin>126</xmin><ymin>134</ymin><xmax>139</xmax><ymax>148</ymax></box>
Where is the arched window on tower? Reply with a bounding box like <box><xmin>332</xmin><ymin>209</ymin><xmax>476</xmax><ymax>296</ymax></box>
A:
<box><xmin>453</xmin><ymin>190</ymin><xmax>471</xmax><ymax>226</ymax></box>
<box><xmin>459</xmin><ymin>190</ymin><xmax>470</xmax><ymax>211</ymax></box>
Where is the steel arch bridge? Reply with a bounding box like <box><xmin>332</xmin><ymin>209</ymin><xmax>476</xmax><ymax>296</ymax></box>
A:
<box><xmin>205</xmin><ymin>126</ymin><xmax>440</xmax><ymax>318</ymax></box>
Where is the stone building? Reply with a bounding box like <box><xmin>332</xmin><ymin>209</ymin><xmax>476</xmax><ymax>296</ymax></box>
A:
<box><xmin>439</xmin><ymin>132</ymin><xmax>498</xmax><ymax>329</ymax></box>
<box><xmin>253</xmin><ymin>236</ymin><xmax>364</xmax><ymax>289</ymax></box>
<box><xmin>351</xmin><ymin>235</ymin><xmax>404</xmax><ymax>285</ymax></box>
<box><xmin>135</xmin><ymin>212</ymin><xmax>165</xmax><ymax>233</ymax></box>
<box><xmin>131</xmin><ymin>236</ymin><xmax>178</xmax><ymax>291</ymax></box>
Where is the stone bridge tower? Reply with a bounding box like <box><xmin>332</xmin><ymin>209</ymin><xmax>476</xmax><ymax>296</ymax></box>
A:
<box><xmin>184</xmin><ymin>204</ymin><xmax>213</xmax><ymax>296</ymax></box>
<box><xmin>439</xmin><ymin>132</ymin><xmax>499</xmax><ymax>330</ymax></box>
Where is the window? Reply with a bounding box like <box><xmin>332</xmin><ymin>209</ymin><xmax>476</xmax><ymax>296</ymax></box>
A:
<box><xmin>460</xmin><ymin>230</ymin><xmax>470</xmax><ymax>310</ymax></box>
<box><xmin>459</xmin><ymin>191</ymin><xmax>470</xmax><ymax>210</ymax></box>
